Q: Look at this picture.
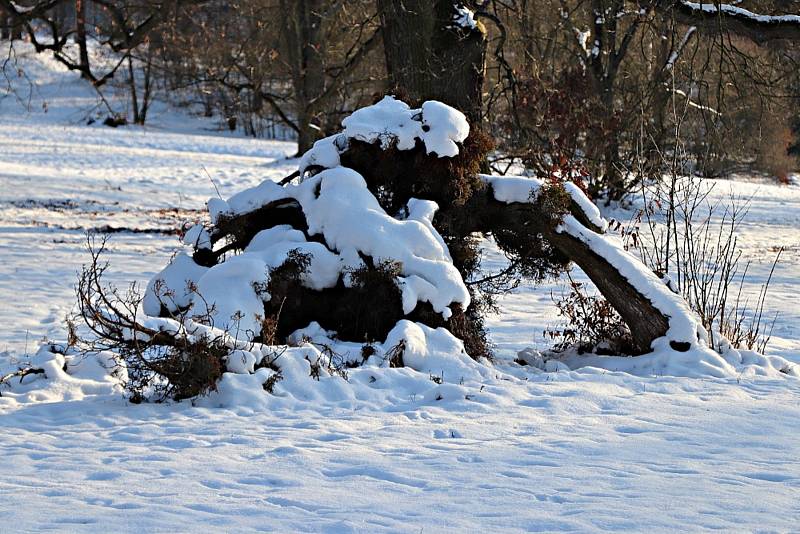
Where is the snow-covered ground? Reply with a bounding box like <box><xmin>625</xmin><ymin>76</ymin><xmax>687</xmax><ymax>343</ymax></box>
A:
<box><xmin>1</xmin><ymin>43</ymin><xmax>799</xmax><ymax>532</ymax></box>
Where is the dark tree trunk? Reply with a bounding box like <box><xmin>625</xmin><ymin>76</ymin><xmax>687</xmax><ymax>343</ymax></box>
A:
<box><xmin>282</xmin><ymin>0</ymin><xmax>325</xmax><ymax>155</ymax></box>
<box><xmin>377</xmin><ymin>0</ymin><xmax>487</xmax><ymax>123</ymax></box>
<box><xmin>543</xmin><ymin>229</ymin><xmax>671</xmax><ymax>353</ymax></box>
<box><xmin>601</xmin><ymin>84</ymin><xmax>624</xmax><ymax>201</ymax></box>
<box><xmin>295</xmin><ymin>108</ymin><xmax>319</xmax><ymax>156</ymax></box>
<box><xmin>1</xmin><ymin>9</ymin><xmax>21</xmax><ymax>40</ymax></box>
<box><xmin>75</xmin><ymin>0</ymin><xmax>91</xmax><ymax>80</ymax></box>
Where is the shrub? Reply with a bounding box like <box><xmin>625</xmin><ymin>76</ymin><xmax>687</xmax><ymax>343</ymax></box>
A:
<box><xmin>74</xmin><ymin>236</ymin><xmax>230</xmax><ymax>402</ymax></box>
<box><xmin>545</xmin><ymin>273</ymin><xmax>633</xmax><ymax>355</ymax></box>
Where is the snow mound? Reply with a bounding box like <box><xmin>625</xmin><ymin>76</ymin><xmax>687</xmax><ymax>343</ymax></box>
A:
<box><xmin>200</xmin><ymin>319</ymin><xmax>494</xmax><ymax>411</ymax></box>
<box><xmin>520</xmin><ymin>341</ymin><xmax>799</xmax><ymax>380</ymax></box>
<box><xmin>143</xmin><ymin>252</ymin><xmax>209</xmax><ymax>316</ymax></box>
<box><xmin>0</xmin><ymin>346</ymin><xmax>124</xmax><ymax>410</ymax></box>
<box><xmin>296</xmin><ymin>168</ymin><xmax>469</xmax><ymax>317</ymax></box>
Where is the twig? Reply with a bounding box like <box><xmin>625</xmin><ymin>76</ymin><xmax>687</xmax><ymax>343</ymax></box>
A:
<box><xmin>201</xmin><ymin>165</ymin><xmax>222</xmax><ymax>199</ymax></box>
<box><xmin>0</xmin><ymin>367</ymin><xmax>46</xmax><ymax>395</ymax></box>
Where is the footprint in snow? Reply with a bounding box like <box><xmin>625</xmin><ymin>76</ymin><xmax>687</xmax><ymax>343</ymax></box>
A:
<box><xmin>85</xmin><ymin>471</ymin><xmax>121</xmax><ymax>481</ymax></box>
<box><xmin>741</xmin><ymin>472</ymin><xmax>794</xmax><ymax>483</ymax></box>
<box><xmin>316</xmin><ymin>432</ymin><xmax>349</xmax><ymax>442</ymax></box>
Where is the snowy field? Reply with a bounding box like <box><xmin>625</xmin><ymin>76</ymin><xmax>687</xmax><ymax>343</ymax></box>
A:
<box><xmin>1</xmin><ymin>46</ymin><xmax>800</xmax><ymax>532</ymax></box>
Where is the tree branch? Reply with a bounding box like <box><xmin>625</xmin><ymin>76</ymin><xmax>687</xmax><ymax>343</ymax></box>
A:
<box><xmin>670</xmin><ymin>1</ymin><xmax>800</xmax><ymax>44</ymax></box>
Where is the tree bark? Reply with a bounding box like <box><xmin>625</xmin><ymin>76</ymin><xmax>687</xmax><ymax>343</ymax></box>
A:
<box><xmin>75</xmin><ymin>0</ymin><xmax>91</xmax><ymax>80</ymax></box>
<box><xmin>543</xmin><ymin>228</ymin><xmax>671</xmax><ymax>353</ymax></box>
<box><xmin>1</xmin><ymin>7</ymin><xmax>20</xmax><ymax>40</ymax></box>
<box><xmin>282</xmin><ymin>0</ymin><xmax>325</xmax><ymax>155</ymax></box>
<box><xmin>377</xmin><ymin>0</ymin><xmax>487</xmax><ymax>123</ymax></box>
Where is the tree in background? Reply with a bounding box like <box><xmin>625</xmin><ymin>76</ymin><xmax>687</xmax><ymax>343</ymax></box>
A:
<box><xmin>482</xmin><ymin>0</ymin><xmax>800</xmax><ymax>198</ymax></box>
<box><xmin>2</xmin><ymin>0</ymin><xmax>798</xmax><ymax>190</ymax></box>
<box><xmin>377</xmin><ymin>0</ymin><xmax>487</xmax><ymax>123</ymax></box>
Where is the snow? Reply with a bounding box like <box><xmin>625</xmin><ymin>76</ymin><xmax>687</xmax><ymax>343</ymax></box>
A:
<box><xmin>2</xmin><ymin>40</ymin><xmax>800</xmax><ymax>532</ymax></box>
<box><xmin>419</xmin><ymin>100</ymin><xmax>471</xmax><ymax>157</ymax></box>
<box><xmin>3</xmin><ymin>343</ymin><xmax>800</xmax><ymax>532</ymax></box>
<box><xmin>295</xmin><ymin>168</ymin><xmax>469</xmax><ymax>317</ymax></box>
<box><xmin>480</xmin><ymin>174</ymin><xmax>608</xmax><ymax>231</ymax></box>
<box><xmin>142</xmin><ymin>251</ymin><xmax>209</xmax><ymax>315</ymax></box>
<box><xmin>181</xmin><ymin>222</ymin><xmax>211</xmax><ymax>250</ymax></box>
<box><xmin>342</xmin><ymin>95</ymin><xmax>424</xmax><ymax>151</ymax></box>
<box><xmin>246</xmin><ymin>227</ymin><xmax>341</xmax><ymax>291</ymax></box>
<box><xmin>336</xmin><ymin>95</ymin><xmax>469</xmax><ymax>158</ymax></box>
<box><xmin>665</xmin><ymin>26</ymin><xmax>697</xmax><ymax>71</ymax></box>
<box><xmin>225</xmin><ymin>348</ymin><xmax>257</xmax><ymax>374</ymax></box>
<box><xmin>681</xmin><ymin>1</ymin><xmax>800</xmax><ymax>23</ymax></box>
<box><xmin>563</xmin><ymin>181</ymin><xmax>608</xmax><ymax>231</ymax></box>
<box><xmin>382</xmin><ymin>320</ymin><xmax>486</xmax><ymax>382</ymax></box>
<box><xmin>452</xmin><ymin>5</ymin><xmax>479</xmax><ymax>30</ymax></box>
<box><xmin>210</xmin><ymin>177</ymin><xmax>290</xmax><ymax>221</ymax></box>
<box><xmin>481</xmin><ymin>173</ymin><xmax>544</xmax><ymax>203</ymax></box>
<box><xmin>190</xmin><ymin>255</ymin><xmax>270</xmax><ymax>337</ymax></box>
<box><xmin>298</xmin><ymin>133</ymin><xmax>347</xmax><ymax>175</ymax></box>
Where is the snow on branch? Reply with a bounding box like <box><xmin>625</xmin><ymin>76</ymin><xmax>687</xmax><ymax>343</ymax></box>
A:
<box><xmin>673</xmin><ymin>1</ymin><xmax>800</xmax><ymax>44</ymax></box>
<box><xmin>665</xmin><ymin>26</ymin><xmax>697</xmax><ymax>71</ymax></box>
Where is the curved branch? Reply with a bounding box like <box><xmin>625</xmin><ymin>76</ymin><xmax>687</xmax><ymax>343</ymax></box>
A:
<box><xmin>670</xmin><ymin>1</ymin><xmax>800</xmax><ymax>44</ymax></box>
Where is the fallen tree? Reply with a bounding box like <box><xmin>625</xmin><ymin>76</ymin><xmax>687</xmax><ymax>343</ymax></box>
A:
<box><xmin>146</xmin><ymin>96</ymin><xmax>701</xmax><ymax>358</ymax></box>
<box><xmin>69</xmin><ymin>96</ymin><xmax>706</xmax><ymax>402</ymax></box>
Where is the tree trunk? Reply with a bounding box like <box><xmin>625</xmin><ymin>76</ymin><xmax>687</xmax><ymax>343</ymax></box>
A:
<box><xmin>464</xmin><ymin>188</ymin><xmax>685</xmax><ymax>354</ymax></box>
<box><xmin>295</xmin><ymin>107</ymin><xmax>318</xmax><ymax>156</ymax></box>
<box><xmin>543</xmin><ymin>228</ymin><xmax>671</xmax><ymax>353</ymax></box>
<box><xmin>377</xmin><ymin>0</ymin><xmax>487</xmax><ymax>123</ymax></box>
<box><xmin>75</xmin><ymin>0</ymin><xmax>91</xmax><ymax>80</ymax></box>
<box><xmin>282</xmin><ymin>0</ymin><xmax>325</xmax><ymax>155</ymax></box>
<box><xmin>1</xmin><ymin>9</ymin><xmax>21</xmax><ymax>40</ymax></box>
